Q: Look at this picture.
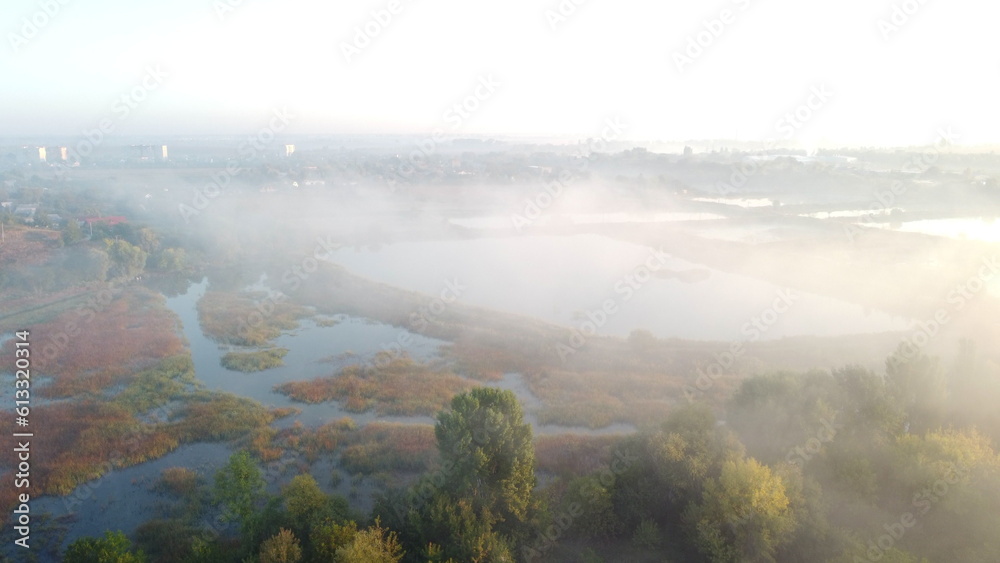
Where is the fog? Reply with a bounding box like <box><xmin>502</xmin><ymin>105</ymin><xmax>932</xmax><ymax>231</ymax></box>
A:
<box><xmin>4</xmin><ymin>1</ymin><xmax>1000</xmax><ymax>561</ymax></box>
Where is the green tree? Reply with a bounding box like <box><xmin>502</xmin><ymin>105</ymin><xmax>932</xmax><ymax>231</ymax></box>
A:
<box><xmin>133</xmin><ymin>226</ymin><xmax>160</xmax><ymax>253</ymax></box>
<box><xmin>410</xmin><ymin>493</ymin><xmax>512</xmax><ymax>563</ymax></box>
<box><xmin>259</xmin><ymin>528</ymin><xmax>302</xmax><ymax>563</ymax></box>
<box><xmin>335</xmin><ymin>519</ymin><xmax>405</xmax><ymax>563</ymax></box>
<box><xmin>65</xmin><ymin>247</ymin><xmax>111</xmax><ymax>283</ymax></box>
<box><xmin>154</xmin><ymin>247</ymin><xmax>186</xmax><ymax>271</ymax></box>
<box><xmin>684</xmin><ymin>458</ymin><xmax>796</xmax><ymax>563</ymax></box>
<box><xmin>283</xmin><ymin>474</ymin><xmax>330</xmax><ymax>531</ymax></box>
<box><xmin>435</xmin><ymin>387</ymin><xmax>536</xmax><ymax>535</ymax></box>
<box><xmin>104</xmin><ymin>238</ymin><xmax>147</xmax><ymax>279</ymax></box>
<box><xmin>311</xmin><ymin>521</ymin><xmax>358</xmax><ymax>562</ymax></box>
<box><xmin>214</xmin><ymin>450</ymin><xmax>266</xmax><ymax>536</ymax></box>
<box><xmin>63</xmin><ymin>530</ymin><xmax>146</xmax><ymax>563</ymax></box>
<box><xmin>63</xmin><ymin>218</ymin><xmax>84</xmax><ymax>245</ymax></box>
<box><xmin>885</xmin><ymin>348</ymin><xmax>947</xmax><ymax>433</ymax></box>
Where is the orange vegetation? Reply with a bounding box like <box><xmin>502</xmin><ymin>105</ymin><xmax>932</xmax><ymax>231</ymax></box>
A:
<box><xmin>534</xmin><ymin>434</ymin><xmax>625</xmax><ymax>477</ymax></box>
<box><xmin>1</xmin><ymin>400</ymin><xmax>179</xmax><ymax>499</ymax></box>
<box><xmin>197</xmin><ymin>290</ymin><xmax>307</xmax><ymax>346</ymax></box>
<box><xmin>14</xmin><ymin>286</ymin><xmax>184</xmax><ymax>397</ymax></box>
<box><xmin>276</xmin><ymin>417</ymin><xmax>357</xmax><ymax>463</ymax></box>
<box><xmin>275</xmin><ymin>354</ymin><xmax>476</xmax><ymax>416</ymax></box>
<box><xmin>157</xmin><ymin>467</ymin><xmax>200</xmax><ymax>497</ymax></box>
<box><xmin>340</xmin><ymin>422</ymin><xmax>438</xmax><ymax>474</ymax></box>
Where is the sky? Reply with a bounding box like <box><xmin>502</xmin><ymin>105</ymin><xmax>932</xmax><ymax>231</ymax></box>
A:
<box><xmin>2</xmin><ymin>0</ymin><xmax>998</xmax><ymax>147</ymax></box>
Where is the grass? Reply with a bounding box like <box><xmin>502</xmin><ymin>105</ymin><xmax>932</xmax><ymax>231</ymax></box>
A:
<box><xmin>534</xmin><ymin>434</ymin><xmax>627</xmax><ymax>477</ymax></box>
<box><xmin>4</xmin><ymin>287</ymin><xmax>186</xmax><ymax>398</ymax></box>
<box><xmin>340</xmin><ymin>422</ymin><xmax>438</xmax><ymax>474</ymax></box>
<box><xmin>275</xmin><ymin>354</ymin><xmax>476</xmax><ymax>416</ymax></box>
<box><xmin>113</xmin><ymin>354</ymin><xmax>197</xmax><ymax>414</ymax></box>
<box><xmin>156</xmin><ymin>467</ymin><xmax>201</xmax><ymax>497</ymax></box>
<box><xmin>220</xmin><ymin>347</ymin><xmax>289</xmax><ymax>372</ymax></box>
<box><xmin>0</xmin><ymin>400</ymin><xmax>181</xmax><ymax>497</ymax></box>
<box><xmin>167</xmin><ymin>391</ymin><xmax>284</xmax><ymax>443</ymax></box>
<box><xmin>197</xmin><ymin>290</ymin><xmax>308</xmax><ymax>346</ymax></box>
<box><xmin>276</xmin><ymin>417</ymin><xmax>358</xmax><ymax>463</ymax></box>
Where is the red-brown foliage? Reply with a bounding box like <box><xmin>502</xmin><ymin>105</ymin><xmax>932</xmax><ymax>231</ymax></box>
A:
<box><xmin>534</xmin><ymin>434</ymin><xmax>625</xmax><ymax>477</ymax></box>
<box><xmin>14</xmin><ymin>287</ymin><xmax>184</xmax><ymax>397</ymax></box>
<box><xmin>275</xmin><ymin>355</ymin><xmax>475</xmax><ymax>416</ymax></box>
<box><xmin>340</xmin><ymin>422</ymin><xmax>438</xmax><ymax>474</ymax></box>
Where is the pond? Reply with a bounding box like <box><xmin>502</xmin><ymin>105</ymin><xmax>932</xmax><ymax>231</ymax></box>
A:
<box><xmin>449</xmin><ymin>211</ymin><xmax>725</xmax><ymax>230</ymax></box>
<box><xmin>866</xmin><ymin>217</ymin><xmax>1000</xmax><ymax>243</ymax></box>
<box><xmin>165</xmin><ymin>278</ymin><xmax>446</xmax><ymax>426</ymax></box>
<box><xmin>324</xmin><ymin>233</ymin><xmax>908</xmax><ymax>341</ymax></box>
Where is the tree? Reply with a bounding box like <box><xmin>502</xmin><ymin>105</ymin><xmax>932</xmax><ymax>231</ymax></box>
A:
<box><xmin>282</xmin><ymin>472</ymin><xmax>351</xmax><ymax>556</ymax></box>
<box><xmin>154</xmin><ymin>247</ymin><xmax>186</xmax><ymax>271</ymax></box>
<box><xmin>885</xmin><ymin>348</ymin><xmax>947</xmax><ymax>433</ymax></box>
<box><xmin>65</xmin><ymin>247</ymin><xmax>111</xmax><ymax>283</ymax></box>
<box><xmin>284</xmin><ymin>474</ymin><xmax>330</xmax><ymax>531</ymax></box>
<box><xmin>335</xmin><ymin>519</ymin><xmax>405</xmax><ymax>563</ymax></box>
<box><xmin>133</xmin><ymin>226</ymin><xmax>160</xmax><ymax>253</ymax></box>
<box><xmin>104</xmin><ymin>238</ymin><xmax>147</xmax><ymax>279</ymax></box>
<box><xmin>64</xmin><ymin>530</ymin><xmax>146</xmax><ymax>563</ymax></box>
<box><xmin>435</xmin><ymin>387</ymin><xmax>536</xmax><ymax>535</ymax></box>
<box><xmin>311</xmin><ymin>521</ymin><xmax>358</xmax><ymax>562</ymax></box>
<box><xmin>259</xmin><ymin>528</ymin><xmax>302</xmax><ymax>563</ymax></box>
<box><xmin>684</xmin><ymin>458</ymin><xmax>795</xmax><ymax>563</ymax></box>
<box><xmin>214</xmin><ymin>451</ymin><xmax>266</xmax><ymax>536</ymax></box>
<box><xmin>63</xmin><ymin>219</ymin><xmax>84</xmax><ymax>245</ymax></box>
<box><xmin>410</xmin><ymin>493</ymin><xmax>512</xmax><ymax>563</ymax></box>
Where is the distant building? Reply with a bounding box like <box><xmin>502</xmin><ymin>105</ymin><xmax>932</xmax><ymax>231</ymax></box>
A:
<box><xmin>284</xmin><ymin>144</ymin><xmax>295</xmax><ymax>157</ymax></box>
<box><xmin>14</xmin><ymin>205</ymin><xmax>37</xmax><ymax>222</ymax></box>
<box><xmin>43</xmin><ymin>146</ymin><xmax>68</xmax><ymax>161</ymax></box>
<box><xmin>128</xmin><ymin>145</ymin><xmax>169</xmax><ymax>161</ymax></box>
<box><xmin>83</xmin><ymin>215</ymin><xmax>127</xmax><ymax>227</ymax></box>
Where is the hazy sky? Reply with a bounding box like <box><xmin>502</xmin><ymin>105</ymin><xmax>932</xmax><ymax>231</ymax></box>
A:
<box><xmin>3</xmin><ymin>0</ymin><xmax>997</xmax><ymax>146</ymax></box>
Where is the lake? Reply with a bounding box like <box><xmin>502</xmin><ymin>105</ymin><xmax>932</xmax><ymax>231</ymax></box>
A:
<box><xmin>324</xmin><ymin>233</ymin><xmax>908</xmax><ymax>340</ymax></box>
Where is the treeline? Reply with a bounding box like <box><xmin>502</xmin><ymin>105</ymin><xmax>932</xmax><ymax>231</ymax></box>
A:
<box><xmin>61</xmin><ymin>343</ymin><xmax>1000</xmax><ymax>562</ymax></box>
<box><xmin>0</xmin><ymin>221</ymin><xmax>187</xmax><ymax>296</ymax></box>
